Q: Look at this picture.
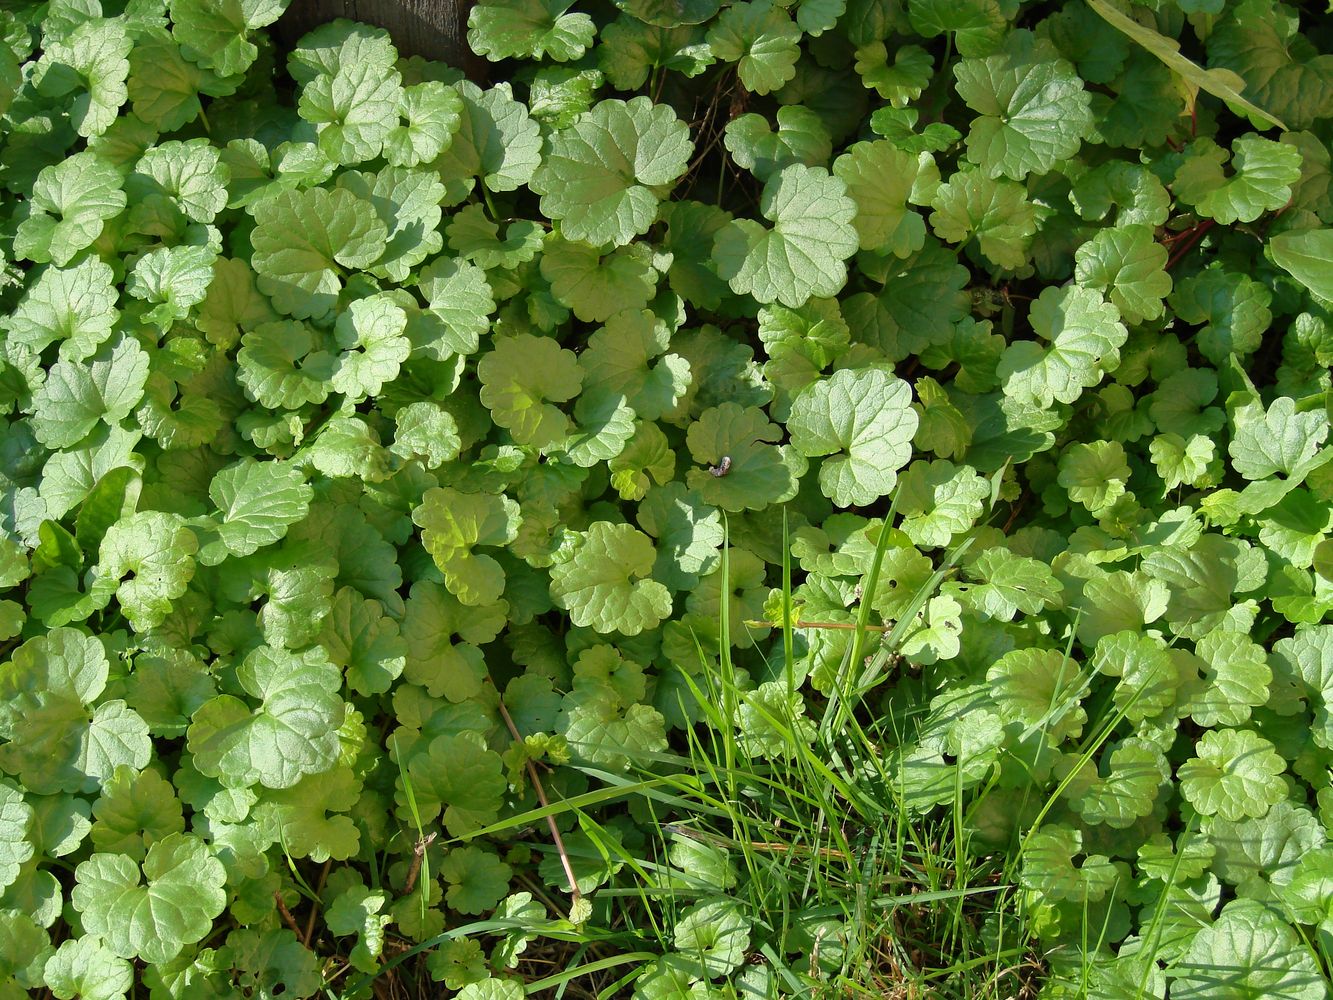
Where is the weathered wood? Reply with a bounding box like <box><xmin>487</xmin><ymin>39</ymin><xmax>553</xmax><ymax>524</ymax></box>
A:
<box><xmin>276</xmin><ymin>0</ymin><xmax>486</xmax><ymax>81</ymax></box>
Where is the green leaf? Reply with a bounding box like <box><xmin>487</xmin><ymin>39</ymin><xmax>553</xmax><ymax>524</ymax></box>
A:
<box><xmin>478</xmin><ymin>334</ymin><xmax>583</xmax><ymax>448</ymax></box>
<box><xmin>1178</xmin><ymin>729</ymin><xmax>1286</xmax><ymax>822</ymax></box>
<box><xmin>43</xmin><ymin>935</ymin><xmax>132</xmax><ymax>1000</ymax></box>
<box><xmin>413</xmin><ymin>486</ymin><xmax>521</xmax><ymax>606</ymax></box>
<box><xmin>440</xmin><ymin>845</ymin><xmax>513</xmax><ymax>914</ymax></box>
<box><xmin>712</xmin><ymin>164</ymin><xmax>858</xmax><ymax>308</ymax></box>
<box><xmin>71</xmin><ymin>832</ymin><xmax>226</xmax><ymax>964</ymax></box>
<box><xmin>186</xmin><ymin>645</ymin><xmax>345</xmax><ymax>789</ymax></box>
<box><xmin>787</xmin><ymin>368</ymin><xmax>918</xmax><ymax>508</ymax></box>
<box><xmin>908</xmin><ymin>0</ymin><xmax>1007</xmax><ymax>58</ymax></box>
<box><xmin>331</xmin><ymin>293</ymin><xmax>411</xmax><ymax>399</ymax></box>
<box><xmin>197</xmin><ymin>459</ymin><xmax>313</xmax><ymax>566</ymax></box>
<box><xmin>1058</xmin><ymin>440</ymin><xmax>1131</xmax><ymax>515</ymax></box>
<box><xmin>35</xmin><ymin>19</ymin><xmax>130</xmax><ymax>138</ymax></box>
<box><xmin>1</xmin><ymin>257</ymin><xmax>118</xmax><ymax>362</ymax></box>
<box><xmin>1206</xmin><ymin>3</ymin><xmax>1333</xmax><ymax>131</ymax></box>
<box><xmin>1171</xmin><ymin>899</ymin><xmax>1325</xmax><ymax>999</ymax></box>
<box><xmin>434</xmin><ymin>82</ymin><xmax>542</xmax><ymax>196</ymax></box>
<box><xmin>1020</xmin><ymin>825</ymin><xmax>1117</xmax><ymax>902</ymax></box>
<box><xmin>447</xmin><ymin>204</ymin><xmax>543</xmax><ymax>269</ymax></box>
<box><xmin>953</xmin><ymin>39</ymin><xmax>1092</xmax><ymax>181</ymax></box>
<box><xmin>249</xmin><ymin>186</ymin><xmax>388</xmax><ymax>319</ymax></box>
<box><xmin>997</xmin><ymin>284</ymin><xmax>1128</xmax><ymax>408</ymax></box>
<box><xmin>468</xmin><ymin>0</ymin><xmax>596</xmax><ymax>62</ymax></box>
<box><xmin>832</xmin><ymin>140</ymin><xmax>926</xmax><ymax>255</ymax></box>
<box><xmin>385</xmin><ymin>81</ymin><xmax>464</xmax><ymax>169</ymax></box>
<box><xmin>1229</xmin><ymin>396</ymin><xmax>1329</xmax><ymax>481</ymax></box>
<box><xmin>298</xmin><ymin>60</ymin><xmax>403</xmax><ymax>166</ymax></box>
<box><xmin>93</xmin><ymin>511</ymin><xmax>198</xmax><ymax>633</ymax></box>
<box><xmin>673</xmin><ymin>899</ymin><xmax>751</xmax><ymax>978</ymax></box>
<box><xmin>705</xmin><ymin>1</ymin><xmax>801</xmax><ymax>96</ymax></box>
<box><xmin>1074</xmin><ymin>225</ymin><xmax>1172</xmax><ymax>325</ymax></box>
<box><xmin>685</xmin><ymin>403</ymin><xmax>807</xmax><ymax>512</ymax></box>
<box><xmin>401</xmin><ymin>733</ymin><xmax>506</xmax><ymax>837</ymax></box>
<box><xmin>1270</xmin><ymin>229</ymin><xmax>1333</xmax><ymax>303</ymax></box>
<box><xmin>170</xmin><ymin>0</ymin><xmax>283</xmax><ymax>77</ymax></box>
<box><xmin>895</xmin><ymin>459</ymin><xmax>989</xmax><ymax>547</ymax></box>
<box><xmin>0</xmin><ymin>780</ymin><xmax>35</xmax><ymax>892</ymax></box>
<box><xmin>90</xmin><ymin>765</ymin><xmax>185</xmax><ymax>862</ymax></box>
<box><xmin>1174</xmin><ymin>135</ymin><xmax>1303</xmax><ymax>225</ymax></box>
<box><xmin>237</xmin><ymin>321</ymin><xmax>337</xmax><ymax>409</ymax></box>
<box><xmin>14</xmin><ymin>152</ymin><xmax>126</xmax><ymax>266</ymax></box>
<box><xmin>325</xmin><ymin>884</ymin><xmax>390</xmax><ymax>972</ymax></box>
<box><xmin>986</xmin><ymin>647</ymin><xmax>1086</xmax><ymax>742</ymax></box>
<box><xmin>725</xmin><ymin>106</ymin><xmax>832</xmax><ymax>183</ymax></box>
<box><xmin>550</xmin><ymin>521</ymin><xmax>672</xmax><ymax>635</ymax></box>
<box><xmin>126</xmin><ymin>245</ymin><xmax>216</xmax><ymax>330</ymax></box>
<box><xmin>533</xmin><ymin>97</ymin><xmax>692</xmax><ymax>248</ymax></box>
<box><xmin>929</xmin><ymin>169</ymin><xmax>1036</xmax><ymax>270</ymax></box>
<box><xmin>410</xmin><ymin>255</ymin><xmax>496</xmax><ymax>358</ymax></box>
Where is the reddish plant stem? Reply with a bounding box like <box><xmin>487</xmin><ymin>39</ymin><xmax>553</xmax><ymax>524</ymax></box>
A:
<box><xmin>275</xmin><ymin>891</ymin><xmax>302</xmax><ymax>939</ymax></box>
<box><xmin>494</xmin><ymin>690</ymin><xmax>583</xmax><ymax>910</ymax></box>
<box><xmin>302</xmin><ymin>859</ymin><xmax>332</xmax><ymax>947</ymax></box>
<box><xmin>1166</xmin><ymin>219</ymin><xmax>1216</xmax><ymax>270</ymax></box>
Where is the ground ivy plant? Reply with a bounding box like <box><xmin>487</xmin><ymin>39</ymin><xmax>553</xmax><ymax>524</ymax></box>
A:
<box><xmin>0</xmin><ymin>0</ymin><xmax>1331</xmax><ymax>997</ymax></box>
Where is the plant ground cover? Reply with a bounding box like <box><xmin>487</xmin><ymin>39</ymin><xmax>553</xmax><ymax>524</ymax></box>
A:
<box><xmin>1</xmin><ymin>0</ymin><xmax>1332</xmax><ymax>996</ymax></box>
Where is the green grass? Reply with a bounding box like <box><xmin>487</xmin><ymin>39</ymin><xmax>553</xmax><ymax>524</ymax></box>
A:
<box><xmin>337</xmin><ymin>511</ymin><xmax>1065</xmax><ymax>1000</ymax></box>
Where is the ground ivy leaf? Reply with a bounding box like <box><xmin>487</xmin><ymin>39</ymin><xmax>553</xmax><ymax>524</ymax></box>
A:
<box><xmin>929</xmin><ymin>168</ymin><xmax>1036</xmax><ymax>270</ymax></box>
<box><xmin>237</xmin><ymin>321</ymin><xmax>337</xmax><ymax>409</ymax></box>
<box><xmin>1270</xmin><ymin>229</ymin><xmax>1333</xmax><ymax>304</ymax></box>
<box><xmin>533</xmin><ymin>97</ymin><xmax>692</xmax><ymax>249</ymax></box>
<box><xmin>469</xmin><ymin>0</ymin><xmax>596</xmax><ymax>62</ymax></box>
<box><xmin>1174</xmin><ymin>134</ymin><xmax>1304</xmax><ymax>226</ymax></box>
<box><xmin>1171</xmin><ymin>899</ymin><xmax>1326</xmax><ymax>999</ymax></box>
<box><xmin>186</xmin><ymin>645</ymin><xmax>346</xmax><ymax>790</ymax></box>
<box><xmin>953</xmin><ymin>38</ymin><xmax>1092</xmax><ymax>181</ymax></box>
<box><xmin>2</xmin><ymin>257</ymin><xmax>118</xmax><ymax>362</ymax></box>
<box><xmin>712</xmin><ymin>164</ymin><xmax>858</xmax><ymax>308</ymax></box>
<box><xmin>478</xmin><ymin>334</ymin><xmax>583</xmax><ymax>448</ymax></box>
<box><xmin>997</xmin><ymin>284</ymin><xmax>1128</xmax><ymax>408</ymax></box>
<box><xmin>14</xmin><ymin>152</ymin><xmax>126</xmax><ymax>266</ymax></box>
<box><xmin>1178</xmin><ymin>729</ymin><xmax>1286</xmax><ymax>822</ymax></box>
<box><xmin>896</xmin><ymin>459</ymin><xmax>989</xmax><ymax>547</ymax></box>
<box><xmin>414</xmin><ymin>486</ymin><xmax>521</xmax><ymax>606</ymax></box>
<box><xmin>832</xmin><ymin>140</ymin><xmax>924</xmax><ymax>255</ymax></box>
<box><xmin>298</xmin><ymin>59</ymin><xmax>404</xmax><ymax>166</ymax></box>
<box><xmin>35</xmin><ymin>19</ymin><xmax>130</xmax><ymax>138</ymax></box>
<box><xmin>93</xmin><ymin>510</ymin><xmax>198</xmax><ymax>633</ymax></box>
<box><xmin>402</xmin><ymin>581</ymin><xmax>506</xmax><ymax>702</ymax></box>
<box><xmin>549</xmin><ymin>521</ymin><xmax>672</xmax><ymax>635</ymax></box>
<box><xmin>170</xmin><ymin>0</ymin><xmax>281</xmax><ymax>77</ymax></box>
<box><xmin>401</xmin><ymin>733</ymin><xmax>506</xmax><ymax>837</ymax></box>
<box><xmin>705</xmin><ymin>1</ymin><xmax>801</xmax><ymax>96</ymax></box>
<box><xmin>446</xmin><ymin>203</ymin><xmax>543</xmax><ymax>269</ymax></box>
<box><xmin>788</xmin><ymin>368</ymin><xmax>917</xmax><ymax>508</ymax></box>
<box><xmin>1170</xmin><ymin>269</ymin><xmax>1272</xmax><ymax>364</ymax></box>
<box><xmin>249</xmin><ymin>186</ymin><xmax>388</xmax><ymax>319</ymax></box>
<box><xmin>71</xmin><ymin>832</ymin><xmax>226</xmax><ymax>964</ymax></box>
<box><xmin>0</xmin><ymin>780</ymin><xmax>35</xmax><ymax>892</ymax></box>
<box><xmin>331</xmin><ymin>293</ymin><xmax>411</xmax><ymax>400</ymax></box>
<box><xmin>1074</xmin><ymin>224</ymin><xmax>1172</xmax><ymax>325</ymax></box>
<box><xmin>725</xmin><ymin>105</ymin><xmax>831</xmax><ymax>183</ymax></box>
<box><xmin>43</xmin><ymin>935</ymin><xmax>132</xmax><ymax>1000</ymax></box>
<box><xmin>685</xmin><ymin>402</ymin><xmax>807</xmax><ymax>512</ymax></box>
<box><xmin>1229</xmin><ymin>396</ymin><xmax>1329</xmax><ymax>481</ymax></box>
<box><xmin>540</xmin><ymin>236</ymin><xmax>658</xmax><ymax>322</ymax></box>
<box><xmin>908</xmin><ymin>0</ymin><xmax>1007</xmax><ymax>58</ymax></box>
<box><xmin>433</xmin><ymin>81</ymin><xmax>542</xmax><ymax>196</ymax></box>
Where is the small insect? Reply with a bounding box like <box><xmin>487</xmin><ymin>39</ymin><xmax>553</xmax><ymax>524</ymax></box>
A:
<box><xmin>708</xmin><ymin>456</ymin><xmax>732</xmax><ymax>477</ymax></box>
